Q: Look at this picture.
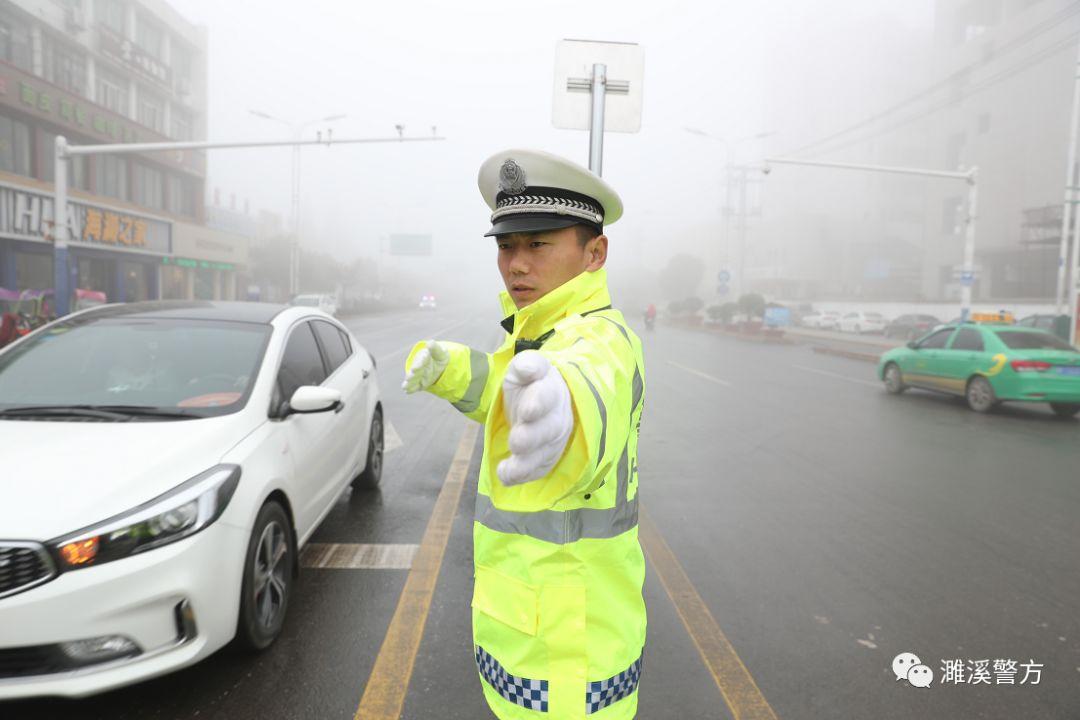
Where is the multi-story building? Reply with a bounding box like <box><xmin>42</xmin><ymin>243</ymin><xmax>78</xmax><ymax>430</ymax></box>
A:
<box><xmin>750</xmin><ymin>0</ymin><xmax>1080</xmax><ymax>305</ymax></box>
<box><xmin>0</xmin><ymin>0</ymin><xmax>248</xmax><ymax>306</ymax></box>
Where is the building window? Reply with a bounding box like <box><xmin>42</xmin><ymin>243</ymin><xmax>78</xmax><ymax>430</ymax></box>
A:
<box><xmin>978</xmin><ymin>113</ymin><xmax>991</xmax><ymax>135</ymax></box>
<box><xmin>95</xmin><ymin>155</ymin><xmax>128</xmax><ymax>200</ymax></box>
<box><xmin>137</xmin><ymin>88</ymin><xmax>165</xmax><ymax>133</ymax></box>
<box><xmin>946</xmin><ymin>132</ymin><xmax>966</xmax><ymax>170</ymax></box>
<box><xmin>95</xmin><ymin>0</ymin><xmax>126</xmax><ymax>36</ymax></box>
<box><xmin>135</xmin><ymin>14</ymin><xmax>163</xmax><ymax>60</ymax></box>
<box><xmin>0</xmin><ymin>115</ymin><xmax>32</xmax><ymax>177</ymax></box>
<box><xmin>96</xmin><ymin>66</ymin><xmax>129</xmax><ymax>116</ymax></box>
<box><xmin>171</xmin><ymin>107</ymin><xmax>192</xmax><ymax>140</ymax></box>
<box><xmin>42</xmin><ymin>36</ymin><xmax>88</xmax><ymax>97</ymax></box>
<box><xmin>167</xmin><ymin>174</ymin><xmax>195</xmax><ymax>217</ymax></box>
<box><xmin>0</xmin><ymin>9</ymin><xmax>32</xmax><ymax>70</ymax></box>
<box><xmin>132</xmin><ymin>162</ymin><xmax>164</xmax><ymax>210</ymax></box>
<box><xmin>172</xmin><ymin>41</ymin><xmax>192</xmax><ymax>86</ymax></box>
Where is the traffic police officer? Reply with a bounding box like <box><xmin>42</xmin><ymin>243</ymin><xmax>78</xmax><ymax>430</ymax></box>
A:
<box><xmin>403</xmin><ymin>149</ymin><xmax>646</xmax><ymax>719</ymax></box>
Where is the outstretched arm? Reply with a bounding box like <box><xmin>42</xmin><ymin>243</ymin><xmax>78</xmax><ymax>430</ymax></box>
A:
<box><xmin>402</xmin><ymin>339</ymin><xmax>497</xmax><ymax>423</ymax></box>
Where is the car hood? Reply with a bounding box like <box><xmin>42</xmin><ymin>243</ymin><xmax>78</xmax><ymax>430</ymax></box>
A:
<box><xmin>0</xmin><ymin>416</ymin><xmax>256</xmax><ymax>541</ymax></box>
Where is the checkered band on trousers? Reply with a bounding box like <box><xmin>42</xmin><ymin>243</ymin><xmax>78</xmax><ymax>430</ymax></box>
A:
<box><xmin>474</xmin><ymin>646</ymin><xmax>644</xmax><ymax>715</ymax></box>
<box><xmin>586</xmin><ymin>655</ymin><xmax>643</xmax><ymax>715</ymax></box>
<box><xmin>475</xmin><ymin>645</ymin><xmax>550</xmax><ymax>713</ymax></box>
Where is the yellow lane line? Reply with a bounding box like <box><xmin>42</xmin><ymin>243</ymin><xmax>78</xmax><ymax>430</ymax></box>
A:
<box><xmin>667</xmin><ymin>360</ymin><xmax>732</xmax><ymax>386</ymax></box>
<box><xmin>638</xmin><ymin>506</ymin><xmax>780</xmax><ymax>720</ymax></box>
<box><xmin>354</xmin><ymin>422</ymin><xmax>480</xmax><ymax>720</ymax></box>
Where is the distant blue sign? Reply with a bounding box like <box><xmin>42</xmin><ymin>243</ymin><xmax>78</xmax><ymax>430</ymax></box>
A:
<box><xmin>960</xmin><ymin>272</ymin><xmax>975</xmax><ymax>286</ymax></box>
<box><xmin>717</xmin><ymin>283</ymin><xmax>729</xmax><ymax>297</ymax></box>
<box><xmin>764</xmin><ymin>307</ymin><xmax>791</xmax><ymax>328</ymax></box>
<box><xmin>718</xmin><ymin>270</ymin><xmax>731</xmax><ymax>283</ymax></box>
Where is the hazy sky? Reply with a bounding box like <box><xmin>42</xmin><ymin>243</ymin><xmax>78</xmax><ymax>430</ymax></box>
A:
<box><xmin>166</xmin><ymin>0</ymin><xmax>936</xmax><ymax>298</ymax></box>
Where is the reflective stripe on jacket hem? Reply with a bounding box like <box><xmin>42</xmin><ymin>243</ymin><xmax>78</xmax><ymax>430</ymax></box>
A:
<box><xmin>474</xmin><ymin>493</ymin><xmax>638</xmax><ymax>545</ymax></box>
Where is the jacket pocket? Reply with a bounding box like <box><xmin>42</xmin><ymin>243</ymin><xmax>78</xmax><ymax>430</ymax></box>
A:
<box><xmin>472</xmin><ymin>565</ymin><xmax>538</xmax><ymax>636</ymax></box>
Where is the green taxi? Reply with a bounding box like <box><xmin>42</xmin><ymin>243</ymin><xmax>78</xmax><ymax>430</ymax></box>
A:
<box><xmin>877</xmin><ymin>323</ymin><xmax>1080</xmax><ymax>416</ymax></box>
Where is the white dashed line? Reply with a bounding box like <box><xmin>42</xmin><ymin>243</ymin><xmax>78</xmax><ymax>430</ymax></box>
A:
<box><xmin>666</xmin><ymin>361</ymin><xmax>731</xmax><ymax>386</ymax></box>
<box><xmin>301</xmin><ymin>543</ymin><xmax>419</xmax><ymax>570</ymax></box>
<box><xmin>384</xmin><ymin>420</ymin><xmax>404</xmax><ymax>453</ymax></box>
<box><xmin>792</xmin><ymin>364</ymin><xmax>880</xmax><ymax>388</ymax></box>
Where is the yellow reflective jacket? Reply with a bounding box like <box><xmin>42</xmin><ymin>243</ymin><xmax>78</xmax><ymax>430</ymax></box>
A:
<box><xmin>406</xmin><ymin>268</ymin><xmax>646</xmax><ymax>719</ymax></box>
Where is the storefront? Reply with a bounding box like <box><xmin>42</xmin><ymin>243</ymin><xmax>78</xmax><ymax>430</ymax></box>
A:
<box><xmin>168</xmin><ymin>222</ymin><xmax>249</xmax><ymax>301</ymax></box>
<box><xmin>0</xmin><ymin>181</ymin><xmax>167</xmax><ymax>304</ymax></box>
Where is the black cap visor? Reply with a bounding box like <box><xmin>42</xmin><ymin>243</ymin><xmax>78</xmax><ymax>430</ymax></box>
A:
<box><xmin>484</xmin><ymin>214</ymin><xmax>601</xmax><ymax>238</ymax></box>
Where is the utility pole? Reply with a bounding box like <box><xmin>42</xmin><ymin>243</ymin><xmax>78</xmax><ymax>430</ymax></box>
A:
<box><xmin>763</xmin><ymin>157</ymin><xmax>979</xmax><ymax>321</ymax></box>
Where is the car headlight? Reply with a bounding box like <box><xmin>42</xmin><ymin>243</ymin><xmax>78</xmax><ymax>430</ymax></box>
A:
<box><xmin>50</xmin><ymin>465</ymin><xmax>241</xmax><ymax>571</ymax></box>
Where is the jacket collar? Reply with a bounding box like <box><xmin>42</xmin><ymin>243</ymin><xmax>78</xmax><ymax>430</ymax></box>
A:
<box><xmin>499</xmin><ymin>268</ymin><xmax>611</xmax><ymax>339</ymax></box>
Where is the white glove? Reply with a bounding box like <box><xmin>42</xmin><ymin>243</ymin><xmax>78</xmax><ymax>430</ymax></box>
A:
<box><xmin>496</xmin><ymin>351</ymin><xmax>573</xmax><ymax>486</ymax></box>
<box><xmin>402</xmin><ymin>340</ymin><xmax>450</xmax><ymax>394</ymax></box>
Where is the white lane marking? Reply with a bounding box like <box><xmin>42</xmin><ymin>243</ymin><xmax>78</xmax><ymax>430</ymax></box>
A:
<box><xmin>666</xmin><ymin>360</ymin><xmax>731</xmax><ymax>386</ymax></box>
<box><xmin>792</xmin><ymin>364</ymin><xmax>880</xmax><ymax>388</ymax></box>
<box><xmin>384</xmin><ymin>420</ymin><xmax>404</xmax><ymax>453</ymax></box>
<box><xmin>381</xmin><ymin>317</ymin><xmax>474</xmax><ymax>362</ymax></box>
<box><xmin>301</xmin><ymin>543</ymin><xmax>419</xmax><ymax>570</ymax></box>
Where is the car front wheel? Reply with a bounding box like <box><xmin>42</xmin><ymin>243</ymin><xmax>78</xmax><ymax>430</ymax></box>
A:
<box><xmin>236</xmin><ymin>501</ymin><xmax>295</xmax><ymax>651</ymax></box>
<box><xmin>966</xmin><ymin>376</ymin><xmax>997</xmax><ymax>413</ymax></box>
<box><xmin>1050</xmin><ymin>402</ymin><xmax>1080</xmax><ymax>418</ymax></box>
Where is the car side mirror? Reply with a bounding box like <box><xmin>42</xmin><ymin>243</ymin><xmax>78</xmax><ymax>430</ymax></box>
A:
<box><xmin>906</xmin><ymin>341</ymin><xmax>918</xmax><ymax>350</ymax></box>
<box><xmin>282</xmin><ymin>386</ymin><xmax>343</xmax><ymax>417</ymax></box>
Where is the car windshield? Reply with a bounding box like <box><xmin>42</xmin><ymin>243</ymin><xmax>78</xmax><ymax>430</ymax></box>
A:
<box><xmin>866</xmin><ymin>313</ymin><xmax>884</xmax><ymax>320</ymax></box>
<box><xmin>994</xmin><ymin>330</ymin><xmax>1076</xmax><ymax>352</ymax></box>
<box><xmin>0</xmin><ymin>317</ymin><xmax>271</xmax><ymax>417</ymax></box>
<box><xmin>292</xmin><ymin>297</ymin><xmax>321</xmax><ymax>307</ymax></box>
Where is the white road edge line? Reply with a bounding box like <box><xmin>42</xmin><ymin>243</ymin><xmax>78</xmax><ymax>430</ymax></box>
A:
<box><xmin>792</xmin><ymin>364</ymin><xmax>880</xmax><ymax>388</ymax></box>
<box><xmin>666</xmin><ymin>360</ymin><xmax>732</xmax><ymax>386</ymax></box>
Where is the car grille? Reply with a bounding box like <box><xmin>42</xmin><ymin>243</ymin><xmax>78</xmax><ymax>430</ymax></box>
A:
<box><xmin>0</xmin><ymin>644</ymin><xmax>69</xmax><ymax>679</ymax></box>
<box><xmin>0</xmin><ymin>542</ymin><xmax>56</xmax><ymax>599</ymax></box>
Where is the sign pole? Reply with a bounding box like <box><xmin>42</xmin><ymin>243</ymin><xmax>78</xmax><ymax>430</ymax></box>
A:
<box><xmin>53</xmin><ymin>135</ymin><xmax>70</xmax><ymax>317</ymax></box>
<box><xmin>588</xmin><ymin>63</ymin><xmax>607</xmax><ymax>176</ymax></box>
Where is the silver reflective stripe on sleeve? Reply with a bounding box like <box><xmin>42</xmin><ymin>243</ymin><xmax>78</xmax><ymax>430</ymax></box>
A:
<box><xmin>452</xmin><ymin>349</ymin><xmax>489</xmax><ymax>413</ymax></box>
<box><xmin>474</xmin><ymin>493</ymin><xmax>638</xmax><ymax>544</ymax></box>
<box><xmin>568</xmin><ymin>361</ymin><xmax>607</xmax><ymax>466</ymax></box>
<box><xmin>593</xmin><ymin>313</ymin><xmax>630</xmax><ymax>344</ymax></box>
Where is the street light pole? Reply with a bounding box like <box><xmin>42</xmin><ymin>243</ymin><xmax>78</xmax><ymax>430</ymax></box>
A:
<box><xmin>250</xmin><ymin>110</ymin><xmax>346</xmax><ymax>297</ymax></box>
<box><xmin>763</xmin><ymin>156</ymin><xmax>979</xmax><ymax>321</ymax></box>
<box><xmin>52</xmin><ymin>132</ymin><xmax>443</xmax><ymax>317</ymax></box>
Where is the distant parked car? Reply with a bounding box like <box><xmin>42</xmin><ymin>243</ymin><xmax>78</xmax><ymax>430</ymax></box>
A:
<box><xmin>1016</xmin><ymin>314</ymin><xmax>1069</xmax><ymax>341</ymax></box>
<box><xmin>291</xmin><ymin>294</ymin><xmax>337</xmax><ymax>317</ymax></box>
<box><xmin>801</xmin><ymin>311</ymin><xmax>841</xmax><ymax>330</ymax></box>
<box><xmin>839</xmin><ymin>311</ymin><xmax>887</xmax><ymax>334</ymax></box>
<box><xmin>884</xmin><ymin>314</ymin><xmax>941</xmax><ymax>341</ymax></box>
<box><xmin>817</xmin><ymin>311</ymin><xmax>843</xmax><ymax>331</ymax></box>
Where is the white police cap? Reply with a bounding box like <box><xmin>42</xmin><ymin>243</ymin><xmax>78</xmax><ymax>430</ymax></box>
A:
<box><xmin>477</xmin><ymin>148</ymin><xmax>623</xmax><ymax>237</ymax></box>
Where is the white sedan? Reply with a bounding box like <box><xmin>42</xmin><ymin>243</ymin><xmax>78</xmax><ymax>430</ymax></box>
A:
<box><xmin>0</xmin><ymin>301</ymin><xmax>383</xmax><ymax>699</ymax></box>
<box><xmin>802</xmin><ymin>311</ymin><xmax>842</xmax><ymax>330</ymax></box>
<box><xmin>838</xmin><ymin>311</ymin><xmax>888</xmax><ymax>334</ymax></box>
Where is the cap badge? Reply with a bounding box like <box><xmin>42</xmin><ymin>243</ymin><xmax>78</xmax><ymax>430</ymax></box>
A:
<box><xmin>499</xmin><ymin>159</ymin><xmax>527</xmax><ymax>195</ymax></box>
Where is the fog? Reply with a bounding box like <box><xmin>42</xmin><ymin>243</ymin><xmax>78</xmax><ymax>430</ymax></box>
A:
<box><xmin>168</xmin><ymin>0</ymin><xmax>1076</xmax><ymax>317</ymax></box>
